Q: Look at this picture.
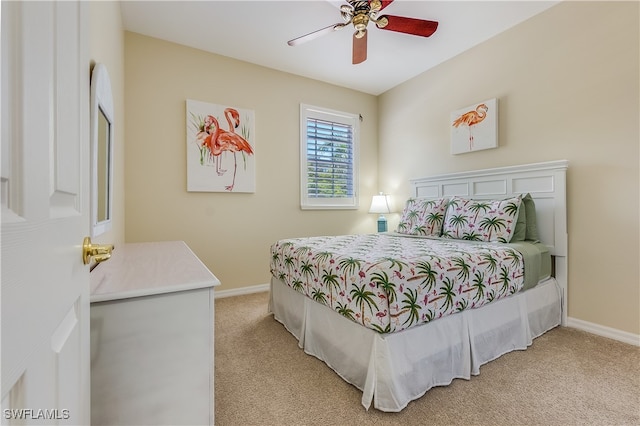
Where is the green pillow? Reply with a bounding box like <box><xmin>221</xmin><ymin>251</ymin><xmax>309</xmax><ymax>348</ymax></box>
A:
<box><xmin>511</xmin><ymin>198</ymin><xmax>527</xmax><ymax>242</ymax></box>
<box><xmin>522</xmin><ymin>193</ymin><xmax>539</xmax><ymax>241</ymax></box>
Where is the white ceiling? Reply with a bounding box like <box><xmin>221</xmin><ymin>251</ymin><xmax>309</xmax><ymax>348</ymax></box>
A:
<box><xmin>121</xmin><ymin>1</ymin><xmax>559</xmax><ymax>95</ymax></box>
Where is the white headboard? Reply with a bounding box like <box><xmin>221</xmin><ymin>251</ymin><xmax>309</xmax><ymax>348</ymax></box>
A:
<box><xmin>409</xmin><ymin>160</ymin><xmax>569</xmax><ymax>324</ymax></box>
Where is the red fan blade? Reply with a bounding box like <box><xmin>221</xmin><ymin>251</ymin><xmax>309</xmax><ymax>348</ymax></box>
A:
<box><xmin>378</xmin><ymin>15</ymin><xmax>438</xmax><ymax>37</ymax></box>
<box><xmin>287</xmin><ymin>22</ymin><xmax>348</xmax><ymax>46</ymax></box>
<box><xmin>352</xmin><ymin>31</ymin><xmax>367</xmax><ymax>64</ymax></box>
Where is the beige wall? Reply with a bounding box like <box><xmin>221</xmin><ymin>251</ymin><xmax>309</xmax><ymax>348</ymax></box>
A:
<box><xmin>124</xmin><ymin>33</ymin><xmax>379</xmax><ymax>290</ymax></box>
<box><xmin>89</xmin><ymin>1</ymin><xmax>126</xmax><ymax>248</ymax></box>
<box><xmin>378</xmin><ymin>2</ymin><xmax>639</xmax><ymax>335</ymax></box>
<box><xmin>122</xmin><ymin>2</ymin><xmax>638</xmax><ymax>335</ymax></box>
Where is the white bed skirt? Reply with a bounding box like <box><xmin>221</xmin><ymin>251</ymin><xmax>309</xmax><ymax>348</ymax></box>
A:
<box><xmin>268</xmin><ymin>276</ymin><xmax>562</xmax><ymax>412</ymax></box>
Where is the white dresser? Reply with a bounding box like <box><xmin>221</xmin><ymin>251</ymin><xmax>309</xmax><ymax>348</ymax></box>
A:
<box><xmin>90</xmin><ymin>241</ymin><xmax>220</xmax><ymax>425</ymax></box>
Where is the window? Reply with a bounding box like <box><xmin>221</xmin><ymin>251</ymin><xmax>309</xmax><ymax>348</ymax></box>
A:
<box><xmin>300</xmin><ymin>104</ymin><xmax>359</xmax><ymax>209</ymax></box>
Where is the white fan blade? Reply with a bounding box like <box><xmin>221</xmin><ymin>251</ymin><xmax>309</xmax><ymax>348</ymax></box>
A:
<box><xmin>287</xmin><ymin>22</ymin><xmax>348</xmax><ymax>46</ymax></box>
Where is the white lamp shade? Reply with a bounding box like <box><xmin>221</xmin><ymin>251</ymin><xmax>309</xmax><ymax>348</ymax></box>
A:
<box><xmin>369</xmin><ymin>193</ymin><xmax>391</xmax><ymax>214</ymax></box>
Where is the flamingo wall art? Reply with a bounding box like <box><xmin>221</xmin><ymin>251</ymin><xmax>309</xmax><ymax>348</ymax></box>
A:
<box><xmin>186</xmin><ymin>99</ymin><xmax>255</xmax><ymax>192</ymax></box>
<box><xmin>450</xmin><ymin>98</ymin><xmax>498</xmax><ymax>155</ymax></box>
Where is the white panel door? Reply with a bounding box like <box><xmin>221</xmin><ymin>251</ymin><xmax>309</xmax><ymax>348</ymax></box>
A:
<box><xmin>1</xmin><ymin>1</ymin><xmax>90</xmax><ymax>424</ymax></box>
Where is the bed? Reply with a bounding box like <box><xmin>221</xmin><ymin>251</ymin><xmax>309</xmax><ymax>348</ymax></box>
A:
<box><xmin>268</xmin><ymin>160</ymin><xmax>568</xmax><ymax>412</ymax></box>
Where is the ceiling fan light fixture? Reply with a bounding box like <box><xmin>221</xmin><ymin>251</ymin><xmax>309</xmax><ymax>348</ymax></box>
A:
<box><xmin>340</xmin><ymin>4</ymin><xmax>353</xmax><ymax>21</ymax></box>
<box><xmin>352</xmin><ymin>13</ymin><xmax>368</xmax><ymax>31</ymax></box>
<box><xmin>374</xmin><ymin>16</ymin><xmax>389</xmax><ymax>29</ymax></box>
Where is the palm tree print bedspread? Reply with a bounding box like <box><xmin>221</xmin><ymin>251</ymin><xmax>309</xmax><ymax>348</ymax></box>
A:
<box><xmin>270</xmin><ymin>233</ymin><xmax>524</xmax><ymax>333</ymax></box>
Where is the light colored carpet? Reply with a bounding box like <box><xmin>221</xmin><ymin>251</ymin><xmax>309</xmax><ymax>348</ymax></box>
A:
<box><xmin>214</xmin><ymin>291</ymin><xmax>639</xmax><ymax>426</ymax></box>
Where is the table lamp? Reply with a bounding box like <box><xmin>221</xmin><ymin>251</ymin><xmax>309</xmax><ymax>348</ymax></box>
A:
<box><xmin>369</xmin><ymin>192</ymin><xmax>391</xmax><ymax>232</ymax></box>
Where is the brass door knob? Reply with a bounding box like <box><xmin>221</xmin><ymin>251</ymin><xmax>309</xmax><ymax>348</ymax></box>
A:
<box><xmin>83</xmin><ymin>237</ymin><xmax>114</xmax><ymax>265</ymax></box>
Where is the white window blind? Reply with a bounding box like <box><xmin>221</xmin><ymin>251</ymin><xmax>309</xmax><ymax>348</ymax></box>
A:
<box><xmin>300</xmin><ymin>104</ymin><xmax>359</xmax><ymax>209</ymax></box>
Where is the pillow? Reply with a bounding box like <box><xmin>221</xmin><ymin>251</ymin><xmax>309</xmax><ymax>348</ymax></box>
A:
<box><xmin>442</xmin><ymin>195</ymin><xmax>522</xmax><ymax>243</ymax></box>
<box><xmin>510</xmin><ymin>197</ymin><xmax>527</xmax><ymax>242</ymax></box>
<box><xmin>397</xmin><ymin>197</ymin><xmax>448</xmax><ymax>236</ymax></box>
<box><xmin>522</xmin><ymin>193</ymin><xmax>539</xmax><ymax>241</ymax></box>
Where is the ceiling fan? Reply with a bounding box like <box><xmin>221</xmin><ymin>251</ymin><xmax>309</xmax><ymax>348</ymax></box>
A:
<box><xmin>287</xmin><ymin>0</ymin><xmax>439</xmax><ymax>65</ymax></box>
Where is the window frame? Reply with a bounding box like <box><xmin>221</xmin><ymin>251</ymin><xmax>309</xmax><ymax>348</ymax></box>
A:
<box><xmin>299</xmin><ymin>104</ymin><xmax>360</xmax><ymax>210</ymax></box>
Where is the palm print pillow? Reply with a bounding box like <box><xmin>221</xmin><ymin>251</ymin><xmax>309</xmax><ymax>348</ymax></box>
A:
<box><xmin>442</xmin><ymin>196</ymin><xmax>522</xmax><ymax>242</ymax></box>
<box><xmin>397</xmin><ymin>197</ymin><xmax>448</xmax><ymax>236</ymax></box>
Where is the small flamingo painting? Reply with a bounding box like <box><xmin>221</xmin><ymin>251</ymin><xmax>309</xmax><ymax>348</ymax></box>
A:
<box><xmin>186</xmin><ymin>99</ymin><xmax>255</xmax><ymax>192</ymax></box>
<box><xmin>450</xmin><ymin>98</ymin><xmax>498</xmax><ymax>155</ymax></box>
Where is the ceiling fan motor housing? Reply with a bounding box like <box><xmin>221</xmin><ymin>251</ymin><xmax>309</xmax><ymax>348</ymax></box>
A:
<box><xmin>351</xmin><ymin>0</ymin><xmax>373</xmax><ymax>37</ymax></box>
<box><xmin>352</xmin><ymin>14</ymin><xmax>368</xmax><ymax>36</ymax></box>
<box><xmin>350</xmin><ymin>0</ymin><xmax>371</xmax><ymax>14</ymax></box>
<box><xmin>351</xmin><ymin>0</ymin><xmax>388</xmax><ymax>36</ymax></box>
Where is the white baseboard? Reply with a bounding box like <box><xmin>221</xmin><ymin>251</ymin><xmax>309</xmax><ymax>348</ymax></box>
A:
<box><xmin>567</xmin><ymin>317</ymin><xmax>640</xmax><ymax>346</ymax></box>
<box><xmin>214</xmin><ymin>283</ymin><xmax>270</xmax><ymax>299</ymax></box>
